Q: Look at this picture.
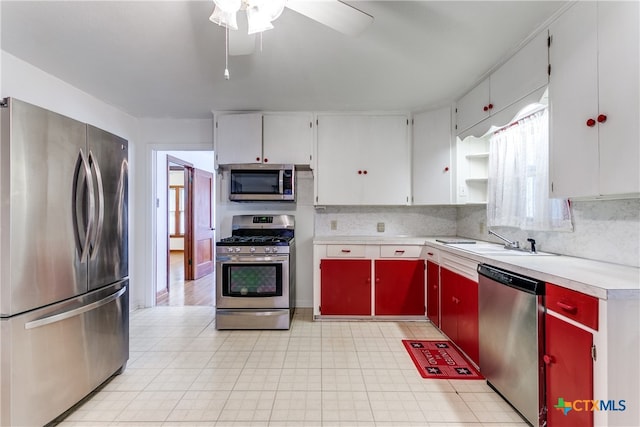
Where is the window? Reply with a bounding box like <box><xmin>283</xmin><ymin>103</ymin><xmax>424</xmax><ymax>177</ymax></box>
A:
<box><xmin>487</xmin><ymin>107</ymin><xmax>572</xmax><ymax>231</ymax></box>
<box><xmin>169</xmin><ymin>185</ymin><xmax>185</xmax><ymax>236</ymax></box>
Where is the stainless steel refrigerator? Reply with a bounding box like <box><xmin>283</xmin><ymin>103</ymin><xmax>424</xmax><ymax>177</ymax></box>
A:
<box><xmin>0</xmin><ymin>98</ymin><xmax>129</xmax><ymax>427</ymax></box>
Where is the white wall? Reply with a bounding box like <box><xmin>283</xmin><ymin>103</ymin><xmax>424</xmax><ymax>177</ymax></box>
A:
<box><xmin>155</xmin><ymin>150</ymin><xmax>215</xmax><ymax>296</ymax></box>
<box><xmin>0</xmin><ymin>51</ymin><xmax>144</xmax><ymax>307</ymax></box>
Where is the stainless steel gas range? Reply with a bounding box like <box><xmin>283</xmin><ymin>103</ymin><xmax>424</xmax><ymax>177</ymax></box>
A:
<box><xmin>215</xmin><ymin>215</ymin><xmax>295</xmax><ymax>330</ymax></box>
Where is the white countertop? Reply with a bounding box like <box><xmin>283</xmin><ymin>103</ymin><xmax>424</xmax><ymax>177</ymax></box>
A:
<box><xmin>313</xmin><ymin>235</ymin><xmax>640</xmax><ymax>300</ymax></box>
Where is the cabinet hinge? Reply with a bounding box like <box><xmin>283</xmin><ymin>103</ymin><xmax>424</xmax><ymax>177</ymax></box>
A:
<box><xmin>455</xmin><ymin>107</ymin><xmax>458</xmax><ymax>113</ymax></box>
<box><xmin>406</xmin><ymin>119</ymin><xmax>409</xmax><ymax>126</ymax></box>
<box><xmin>319</xmin><ymin>305</ymin><xmax>321</xmax><ymax>313</ymax></box>
<box><xmin>316</xmin><ymin>119</ymin><xmax>319</xmax><ymax>126</ymax></box>
<box><xmin>591</xmin><ymin>344</ymin><xmax>597</xmax><ymax>361</ymax></box>
<box><xmin>411</xmin><ymin>118</ymin><xmax>414</xmax><ymax>126</ymax></box>
<box><xmin>548</xmin><ymin>64</ymin><xmax>551</xmax><ymax>76</ymax></box>
<box><xmin>551</xmin><ymin>182</ymin><xmax>554</xmax><ymax>193</ymax></box>
<box><xmin>188</xmin><ymin>259</ymin><xmax>192</xmax><ymax>266</ymax></box>
<box><xmin>310</xmin><ymin>121</ymin><xmax>313</xmax><ymax>128</ymax></box>
<box><xmin>215</xmin><ymin>121</ymin><xmax>218</xmax><ymax>128</ymax></box>
<box><xmin>547</xmin><ymin>35</ymin><xmax>552</xmax><ymax>47</ymax></box>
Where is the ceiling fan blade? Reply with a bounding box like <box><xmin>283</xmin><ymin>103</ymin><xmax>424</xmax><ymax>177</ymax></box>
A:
<box><xmin>229</xmin><ymin>11</ymin><xmax>256</xmax><ymax>56</ymax></box>
<box><xmin>286</xmin><ymin>0</ymin><xmax>374</xmax><ymax>36</ymax></box>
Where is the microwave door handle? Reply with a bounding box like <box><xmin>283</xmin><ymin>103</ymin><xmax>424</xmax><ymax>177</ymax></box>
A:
<box><xmin>279</xmin><ymin>170</ymin><xmax>284</xmax><ymax>195</ymax></box>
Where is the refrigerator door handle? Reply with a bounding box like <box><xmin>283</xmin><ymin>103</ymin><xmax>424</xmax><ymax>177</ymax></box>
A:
<box><xmin>88</xmin><ymin>150</ymin><xmax>105</xmax><ymax>259</ymax></box>
<box><xmin>72</xmin><ymin>149</ymin><xmax>95</xmax><ymax>262</ymax></box>
<box><xmin>24</xmin><ymin>286</ymin><xmax>126</xmax><ymax>330</ymax></box>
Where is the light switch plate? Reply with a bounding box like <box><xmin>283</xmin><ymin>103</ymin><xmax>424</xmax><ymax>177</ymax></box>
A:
<box><xmin>377</xmin><ymin>222</ymin><xmax>385</xmax><ymax>232</ymax></box>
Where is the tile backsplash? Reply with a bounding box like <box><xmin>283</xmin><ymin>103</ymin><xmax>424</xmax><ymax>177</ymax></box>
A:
<box><xmin>456</xmin><ymin>198</ymin><xmax>640</xmax><ymax>267</ymax></box>
<box><xmin>314</xmin><ymin>205</ymin><xmax>458</xmax><ymax>237</ymax></box>
<box><xmin>313</xmin><ymin>199</ymin><xmax>639</xmax><ymax>267</ymax></box>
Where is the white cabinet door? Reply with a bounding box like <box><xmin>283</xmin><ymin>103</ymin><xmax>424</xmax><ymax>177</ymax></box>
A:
<box><xmin>316</xmin><ymin>115</ymin><xmax>364</xmax><ymax>204</ymax></box>
<box><xmin>263</xmin><ymin>113</ymin><xmax>313</xmax><ymax>165</ymax></box>
<box><xmin>549</xmin><ymin>1</ymin><xmax>639</xmax><ymax>198</ymax></box>
<box><xmin>549</xmin><ymin>2</ymin><xmax>599</xmax><ymax>198</ymax></box>
<box><xmin>360</xmin><ymin>115</ymin><xmax>410</xmax><ymax>205</ymax></box>
<box><xmin>215</xmin><ymin>113</ymin><xmax>263</xmax><ymax>165</ymax></box>
<box><xmin>490</xmin><ymin>30</ymin><xmax>549</xmax><ymax>115</ymax></box>
<box><xmin>315</xmin><ymin>114</ymin><xmax>410</xmax><ymax>205</ymax></box>
<box><xmin>412</xmin><ymin>107</ymin><xmax>452</xmax><ymax>205</ymax></box>
<box><xmin>597</xmin><ymin>1</ymin><xmax>639</xmax><ymax>195</ymax></box>
<box><xmin>456</xmin><ymin>79</ymin><xmax>491</xmax><ymax>134</ymax></box>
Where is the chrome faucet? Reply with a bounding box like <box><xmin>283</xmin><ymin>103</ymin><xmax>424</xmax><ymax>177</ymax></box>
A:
<box><xmin>488</xmin><ymin>229</ymin><xmax>520</xmax><ymax>250</ymax></box>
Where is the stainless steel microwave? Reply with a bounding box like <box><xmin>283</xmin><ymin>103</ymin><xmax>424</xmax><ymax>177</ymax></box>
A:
<box><xmin>229</xmin><ymin>164</ymin><xmax>295</xmax><ymax>202</ymax></box>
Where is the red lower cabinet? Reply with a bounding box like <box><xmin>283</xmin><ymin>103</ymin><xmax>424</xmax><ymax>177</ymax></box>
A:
<box><xmin>374</xmin><ymin>259</ymin><xmax>425</xmax><ymax>315</ymax></box>
<box><xmin>426</xmin><ymin>261</ymin><xmax>440</xmax><ymax>327</ymax></box>
<box><xmin>439</xmin><ymin>267</ymin><xmax>479</xmax><ymax>364</ymax></box>
<box><xmin>320</xmin><ymin>259</ymin><xmax>371</xmax><ymax>315</ymax></box>
<box><xmin>545</xmin><ymin>313</ymin><xmax>594</xmax><ymax>427</ymax></box>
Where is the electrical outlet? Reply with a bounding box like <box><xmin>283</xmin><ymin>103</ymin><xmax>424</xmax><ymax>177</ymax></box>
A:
<box><xmin>459</xmin><ymin>185</ymin><xmax>467</xmax><ymax>197</ymax></box>
<box><xmin>377</xmin><ymin>222</ymin><xmax>385</xmax><ymax>232</ymax></box>
<box><xmin>478</xmin><ymin>222</ymin><xmax>485</xmax><ymax>234</ymax></box>
<box><xmin>330</xmin><ymin>220</ymin><xmax>337</xmax><ymax>230</ymax></box>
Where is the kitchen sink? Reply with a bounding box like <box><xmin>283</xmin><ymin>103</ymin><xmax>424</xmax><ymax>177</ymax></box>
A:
<box><xmin>446</xmin><ymin>243</ymin><xmax>557</xmax><ymax>256</ymax></box>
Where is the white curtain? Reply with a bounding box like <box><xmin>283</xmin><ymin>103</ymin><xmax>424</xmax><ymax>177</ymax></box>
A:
<box><xmin>487</xmin><ymin>108</ymin><xmax>573</xmax><ymax>231</ymax></box>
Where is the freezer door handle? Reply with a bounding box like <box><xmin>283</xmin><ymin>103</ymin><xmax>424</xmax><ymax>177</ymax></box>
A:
<box><xmin>24</xmin><ymin>286</ymin><xmax>126</xmax><ymax>330</ymax></box>
<box><xmin>88</xmin><ymin>150</ymin><xmax>105</xmax><ymax>259</ymax></box>
<box><xmin>72</xmin><ymin>149</ymin><xmax>95</xmax><ymax>262</ymax></box>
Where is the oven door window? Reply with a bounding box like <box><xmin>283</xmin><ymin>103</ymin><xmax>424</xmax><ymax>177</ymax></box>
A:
<box><xmin>222</xmin><ymin>263</ymin><xmax>283</xmax><ymax>297</ymax></box>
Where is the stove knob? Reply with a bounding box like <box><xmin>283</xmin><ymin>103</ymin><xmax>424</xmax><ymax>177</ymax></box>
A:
<box><xmin>235</xmin><ymin>247</ymin><xmax>241</xmax><ymax>253</ymax></box>
<box><xmin>264</xmin><ymin>247</ymin><xmax>272</xmax><ymax>253</ymax></box>
<box><xmin>226</xmin><ymin>247</ymin><xmax>234</xmax><ymax>253</ymax></box>
<box><xmin>250</xmin><ymin>247</ymin><xmax>256</xmax><ymax>253</ymax></box>
<box><xmin>271</xmin><ymin>247</ymin><xmax>278</xmax><ymax>253</ymax></box>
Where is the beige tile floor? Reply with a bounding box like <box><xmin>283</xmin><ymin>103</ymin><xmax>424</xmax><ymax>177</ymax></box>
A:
<box><xmin>59</xmin><ymin>306</ymin><xmax>528</xmax><ymax>427</ymax></box>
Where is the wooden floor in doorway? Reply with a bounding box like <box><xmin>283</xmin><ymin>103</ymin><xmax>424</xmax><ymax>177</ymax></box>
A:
<box><xmin>156</xmin><ymin>251</ymin><xmax>215</xmax><ymax>306</ymax></box>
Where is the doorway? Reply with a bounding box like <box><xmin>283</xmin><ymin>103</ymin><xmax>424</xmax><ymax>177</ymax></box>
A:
<box><xmin>155</xmin><ymin>151</ymin><xmax>216</xmax><ymax>306</ymax></box>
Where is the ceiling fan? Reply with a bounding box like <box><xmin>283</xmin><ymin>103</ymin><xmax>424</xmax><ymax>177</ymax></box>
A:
<box><xmin>210</xmin><ymin>0</ymin><xmax>375</xmax><ymax>56</ymax></box>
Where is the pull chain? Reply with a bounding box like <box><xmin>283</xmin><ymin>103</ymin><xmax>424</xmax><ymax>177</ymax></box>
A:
<box><xmin>224</xmin><ymin>26</ymin><xmax>230</xmax><ymax>80</ymax></box>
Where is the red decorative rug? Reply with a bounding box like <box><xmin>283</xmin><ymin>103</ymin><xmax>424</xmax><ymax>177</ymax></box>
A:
<box><xmin>402</xmin><ymin>340</ymin><xmax>484</xmax><ymax>380</ymax></box>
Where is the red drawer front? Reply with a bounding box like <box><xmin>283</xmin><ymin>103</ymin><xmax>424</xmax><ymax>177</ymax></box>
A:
<box><xmin>546</xmin><ymin>283</ymin><xmax>599</xmax><ymax>330</ymax></box>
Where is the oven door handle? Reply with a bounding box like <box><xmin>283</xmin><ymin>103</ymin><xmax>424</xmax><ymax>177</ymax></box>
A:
<box><xmin>218</xmin><ymin>256</ymin><xmax>289</xmax><ymax>263</ymax></box>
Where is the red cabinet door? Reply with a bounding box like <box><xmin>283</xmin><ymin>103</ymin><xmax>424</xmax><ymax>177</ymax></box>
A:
<box><xmin>320</xmin><ymin>259</ymin><xmax>371</xmax><ymax>315</ymax></box>
<box><xmin>439</xmin><ymin>267</ymin><xmax>458</xmax><ymax>341</ymax></box>
<box><xmin>545</xmin><ymin>313</ymin><xmax>594</xmax><ymax>427</ymax></box>
<box><xmin>426</xmin><ymin>261</ymin><xmax>440</xmax><ymax>327</ymax></box>
<box><xmin>457</xmin><ymin>274</ymin><xmax>479</xmax><ymax>364</ymax></box>
<box><xmin>374</xmin><ymin>260</ymin><xmax>425</xmax><ymax>315</ymax></box>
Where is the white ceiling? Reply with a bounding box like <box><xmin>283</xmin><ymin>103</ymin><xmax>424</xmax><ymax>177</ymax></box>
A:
<box><xmin>1</xmin><ymin>1</ymin><xmax>566</xmax><ymax>119</ymax></box>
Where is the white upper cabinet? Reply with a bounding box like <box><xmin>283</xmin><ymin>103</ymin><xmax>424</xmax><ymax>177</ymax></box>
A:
<box><xmin>263</xmin><ymin>113</ymin><xmax>313</xmax><ymax>166</ymax></box>
<box><xmin>215</xmin><ymin>113</ymin><xmax>262</xmax><ymax>165</ymax></box>
<box><xmin>455</xmin><ymin>79</ymin><xmax>491</xmax><ymax>136</ymax></box>
<box><xmin>549</xmin><ymin>1</ymin><xmax>639</xmax><ymax>198</ymax></box>
<box><xmin>412</xmin><ymin>107</ymin><xmax>453</xmax><ymax>205</ymax></box>
<box><xmin>456</xmin><ymin>30</ymin><xmax>549</xmax><ymax>137</ymax></box>
<box><xmin>215</xmin><ymin>112</ymin><xmax>313</xmax><ymax>166</ymax></box>
<box><xmin>315</xmin><ymin>114</ymin><xmax>410</xmax><ymax>205</ymax></box>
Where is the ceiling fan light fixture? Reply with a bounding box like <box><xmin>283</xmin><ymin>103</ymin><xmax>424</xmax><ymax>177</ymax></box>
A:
<box><xmin>213</xmin><ymin>0</ymin><xmax>241</xmax><ymax>14</ymax></box>
<box><xmin>209</xmin><ymin>5</ymin><xmax>239</xmax><ymax>30</ymax></box>
<box><xmin>246</xmin><ymin>4</ymin><xmax>275</xmax><ymax>35</ymax></box>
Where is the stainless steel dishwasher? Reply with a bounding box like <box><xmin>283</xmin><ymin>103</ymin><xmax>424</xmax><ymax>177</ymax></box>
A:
<box><xmin>477</xmin><ymin>264</ymin><xmax>545</xmax><ymax>426</ymax></box>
